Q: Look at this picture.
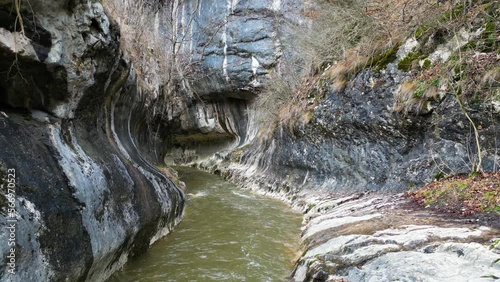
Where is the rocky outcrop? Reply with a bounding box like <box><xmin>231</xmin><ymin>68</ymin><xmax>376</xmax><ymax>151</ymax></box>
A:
<box><xmin>174</xmin><ymin>0</ymin><xmax>297</xmax><ymax>96</ymax></box>
<box><xmin>0</xmin><ymin>1</ymin><xmax>183</xmax><ymax>281</ymax></box>
<box><xmin>196</xmin><ymin>61</ymin><xmax>499</xmax><ymax>198</ymax></box>
<box><xmin>292</xmin><ymin>193</ymin><xmax>500</xmax><ymax>282</ymax></box>
<box><xmin>133</xmin><ymin>0</ymin><xmax>304</xmax><ymax>162</ymax></box>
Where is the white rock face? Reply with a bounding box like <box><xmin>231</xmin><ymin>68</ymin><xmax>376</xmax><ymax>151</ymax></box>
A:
<box><xmin>303</xmin><ymin>213</ymin><xmax>382</xmax><ymax>239</ymax></box>
<box><xmin>347</xmin><ymin>243</ymin><xmax>500</xmax><ymax>282</ymax></box>
<box><xmin>0</xmin><ymin>28</ymin><xmax>38</xmax><ymax>61</ymax></box>
<box><xmin>294</xmin><ymin>193</ymin><xmax>500</xmax><ymax>282</ymax></box>
<box><xmin>428</xmin><ymin>28</ymin><xmax>473</xmax><ymax>64</ymax></box>
<box><xmin>397</xmin><ymin>37</ymin><xmax>419</xmax><ymax>60</ymax></box>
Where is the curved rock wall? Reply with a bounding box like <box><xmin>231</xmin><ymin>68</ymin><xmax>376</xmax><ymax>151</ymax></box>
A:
<box><xmin>0</xmin><ymin>1</ymin><xmax>184</xmax><ymax>281</ymax></box>
<box><xmin>147</xmin><ymin>0</ymin><xmax>303</xmax><ymax>164</ymax></box>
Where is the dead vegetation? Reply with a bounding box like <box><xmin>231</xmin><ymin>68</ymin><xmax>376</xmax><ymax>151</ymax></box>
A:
<box><xmin>104</xmin><ymin>0</ymin><xmax>186</xmax><ymax>100</ymax></box>
<box><xmin>255</xmin><ymin>0</ymin><xmax>499</xmax><ymax>132</ymax></box>
<box><xmin>103</xmin><ymin>0</ymin><xmax>222</xmax><ymax>126</ymax></box>
<box><xmin>393</xmin><ymin>1</ymin><xmax>499</xmax><ymax>115</ymax></box>
<box><xmin>254</xmin><ymin>0</ymin><xmax>451</xmax><ymax>132</ymax></box>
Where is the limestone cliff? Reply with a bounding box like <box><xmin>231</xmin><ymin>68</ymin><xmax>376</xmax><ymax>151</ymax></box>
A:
<box><xmin>0</xmin><ymin>0</ymin><xmax>498</xmax><ymax>281</ymax></box>
<box><xmin>0</xmin><ymin>1</ymin><xmax>184</xmax><ymax>281</ymax></box>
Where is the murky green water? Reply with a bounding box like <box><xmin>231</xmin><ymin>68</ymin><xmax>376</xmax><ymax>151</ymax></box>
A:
<box><xmin>108</xmin><ymin>167</ymin><xmax>302</xmax><ymax>282</ymax></box>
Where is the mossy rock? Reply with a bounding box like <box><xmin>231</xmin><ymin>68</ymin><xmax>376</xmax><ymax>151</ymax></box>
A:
<box><xmin>397</xmin><ymin>53</ymin><xmax>415</xmax><ymax>71</ymax></box>
<box><xmin>368</xmin><ymin>43</ymin><xmax>401</xmax><ymax>71</ymax></box>
<box><xmin>397</xmin><ymin>52</ymin><xmax>426</xmax><ymax>71</ymax></box>
<box><xmin>422</xmin><ymin>59</ymin><xmax>432</xmax><ymax>69</ymax></box>
<box><xmin>413</xmin><ymin>82</ymin><xmax>425</xmax><ymax>98</ymax></box>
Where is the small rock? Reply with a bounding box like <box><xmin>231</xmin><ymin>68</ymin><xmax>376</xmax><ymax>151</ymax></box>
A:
<box><xmin>423</xmin><ymin>245</ymin><xmax>437</xmax><ymax>254</ymax></box>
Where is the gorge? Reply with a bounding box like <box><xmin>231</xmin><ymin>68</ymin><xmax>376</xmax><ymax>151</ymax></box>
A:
<box><xmin>0</xmin><ymin>0</ymin><xmax>499</xmax><ymax>281</ymax></box>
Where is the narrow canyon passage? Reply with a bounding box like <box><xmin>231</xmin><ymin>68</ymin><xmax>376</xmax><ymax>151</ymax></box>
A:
<box><xmin>108</xmin><ymin>167</ymin><xmax>302</xmax><ymax>281</ymax></box>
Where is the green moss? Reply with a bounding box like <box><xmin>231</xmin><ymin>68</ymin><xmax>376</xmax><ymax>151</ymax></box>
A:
<box><xmin>434</xmin><ymin>172</ymin><xmax>445</xmax><ymax>180</ymax></box>
<box><xmin>491</xmin><ymin>240</ymin><xmax>500</xmax><ymax>250</ymax></box>
<box><xmin>484</xmin><ymin>191</ymin><xmax>496</xmax><ymax>201</ymax></box>
<box><xmin>441</xmin><ymin>4</ymin><xmax>465</xmax><ymax>21</ymax></box>
<box><xmin>415</xmin><ymin>25</ymin><xmax>430</xmax><ymax>39</ymax></box>
<box><xmin>483</xmin><ymin>22</ymin><xmax>497</xmax><ymax>39</ymax></box>
<box><xmin>422</xmin><ymin>59</ymin><xmax>432</xmax><ymax>69</ymax></box>
<box><xmin>397</xmin><ymin>52</ymin><xmax>419</xmax><ymax>71</ymax></box>
<box><xmin>480</xmin><ymin>22</ymin><xmax>498</xmax><ymax>52</ymax></box>
<box><xmin>461</xmin><ymin>40</ymin><xmax>477</xmax><ymax>51</ymax></box>
<box><xmin>488</xmin><ymin>205</ymin><xmax>500</xmax><ymax>213</ymax></box>
<box><xmin>448</xmin><ymin>54</ymin><xmax>459</xmax><ymax>62</ymax></box>
<box><xmin>368</xmin><ymin>44</ymin><xmax>401</xmax><ymax>71</ymax></box>
<box><xmin>430</xmin><ymin>77</ymin><xmax>440</xmax><ymax>87</ymax></box>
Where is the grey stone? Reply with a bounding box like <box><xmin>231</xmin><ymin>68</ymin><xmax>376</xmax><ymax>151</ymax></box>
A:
<box><xmin>0</xmin><ymin>0</ymin><xmax>185</xmax><ymax>281</ymax></box>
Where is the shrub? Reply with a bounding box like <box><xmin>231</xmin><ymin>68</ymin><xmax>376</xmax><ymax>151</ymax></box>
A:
<box><xmin>293</xmin><ymin>0</ymin><xmax>380</xmax><ymax>73</ymax></box>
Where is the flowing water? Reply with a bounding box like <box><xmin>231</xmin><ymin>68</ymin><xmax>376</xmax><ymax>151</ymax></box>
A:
<box><xmin>108</xmin><ymin>167</ymin><xmax>302</xmax><ymax>282</ymax></box>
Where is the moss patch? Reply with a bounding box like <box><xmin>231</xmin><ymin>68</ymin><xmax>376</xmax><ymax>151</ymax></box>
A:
<box><xmin>480</xmin><ymin>22</ymin><xmax>498</xmax><ymax>52</ymax></box>
<box><xmin>422</xmin><ymin>59</ymin><xmax>432</xmax><ymax>69</ymax></box>
<box><xmin>406</xmin><ymin>172</ymin><xmax>500</xmax><ymax>215</ymax></box>
<box><xmin>368</xmin><ymin>43</ymin><xmax>401</xmax><ymax>71</ymax></box>
<box><xmin>397</xmin><ymin>51</ymin><xmax>426</xmax><ymax>71</ymax></box>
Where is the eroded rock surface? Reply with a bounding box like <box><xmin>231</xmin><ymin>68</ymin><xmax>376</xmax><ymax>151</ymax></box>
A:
<box><xmin>293</xmin><ymin>193</ymin><xmax>500</xmax><ymax>282</ymax></box>
<box><xmin>0</xmin><ymin>1</ymin><xmax>184</xmax><ymax>281</ymax></box>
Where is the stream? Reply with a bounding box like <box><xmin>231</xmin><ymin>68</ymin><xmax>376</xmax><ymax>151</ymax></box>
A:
<box><xmin>108</xmin><ymin>167</ymin><xmax>302</xmax><ymax>281</ymax></box>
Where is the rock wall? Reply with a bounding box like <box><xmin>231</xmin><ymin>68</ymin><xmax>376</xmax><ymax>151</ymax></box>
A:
<box><xmin>176</xmin><ymin>0</ymin><xmax>295</xmax><ymax>96</ymax></box>
<box><xmin>0</xmin><ymin>1</ymin><xmax>183</xmax><ymax>281</ymax></box>
<box><xmin>0</xmin><ymin>0</ymin><xmax>305</xmax><ymax>280</ymax></box>
<box><xmin>162</xmin><ymin>2</ymin><xmax>498</xmax><ymax>199</ymax></box>
<box><xmin>197</xmin><ymin>61</ymin><xmax>499</xmax><ymax>202</ymax></box>
<box><xmin>148</xmin><ymin>0</ymin><xmax>304</xmax><ymax>164</ymax></box>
